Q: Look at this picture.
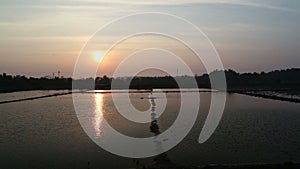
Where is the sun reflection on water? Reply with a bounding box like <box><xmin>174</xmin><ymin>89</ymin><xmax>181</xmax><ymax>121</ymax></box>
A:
<box><xmin>94</xmin><ymin>93</ymin><xmax>104</xmax><ymax>139</ymax></box>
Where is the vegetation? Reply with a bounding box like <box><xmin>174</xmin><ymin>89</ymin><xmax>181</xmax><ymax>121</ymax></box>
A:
<box><xmin>1</xmin><ymin>68</ymin><xmax>300</xmax><ymax>92</ymax></box>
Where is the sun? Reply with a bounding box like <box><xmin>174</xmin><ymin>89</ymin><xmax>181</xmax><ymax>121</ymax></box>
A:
<box><xmin>93</xmin><ymin>51</ymin><xmax>103</xmax><ymax>63</ymax></box>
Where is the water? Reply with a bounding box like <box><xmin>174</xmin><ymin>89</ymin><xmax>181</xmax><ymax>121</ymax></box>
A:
<box><xmin>0</xmin><ymin>90</ymin><xmax>300</xmax><ymax>169</ymax></box>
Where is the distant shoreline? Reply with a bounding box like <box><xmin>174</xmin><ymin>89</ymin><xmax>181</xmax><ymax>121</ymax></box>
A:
<box><xmin>1</xmin><ymin>88</ymin><xmax>300</xmax><ymax>104</ymax></box>
<box><xmin>1</xmin><ymin>68</ymin><xmax>300</xmax><ymax>93</ymax></box>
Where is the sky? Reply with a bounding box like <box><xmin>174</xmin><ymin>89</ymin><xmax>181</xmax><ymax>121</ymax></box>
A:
<box><xmin>0</xmin><ymin>0</ymin><xmax>299</xmax><ymax>77</ymax></box>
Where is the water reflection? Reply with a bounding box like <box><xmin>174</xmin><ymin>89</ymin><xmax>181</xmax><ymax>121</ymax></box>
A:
<box><xmin>94</xmin><ymin>93</ymin><xmax>104</xmax><ymax>139</ymax></box>
<box><xmin>149</xmin><ymin>92</ymin><xmax>172</xmax><ymax>168</ymax></box>
<box><xmin>2</xmin><ymin>91</ymin><xmax>300</xmax><ymax>168</ymax></box>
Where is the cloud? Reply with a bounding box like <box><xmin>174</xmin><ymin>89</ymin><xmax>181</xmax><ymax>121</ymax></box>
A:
<box><xmin>1</xmin><ymin>0</ymin><xmax>297</xmax><ymax>13</ymax></box>
<box><xmin>215</xmin><ymin>0</ymin><xmax>298</xmax><ymax>13</ymax></box>
<box><xmin>68</xmin><ymin>0</ymin><xmax>298</xmax><ymax>12</ymax></box>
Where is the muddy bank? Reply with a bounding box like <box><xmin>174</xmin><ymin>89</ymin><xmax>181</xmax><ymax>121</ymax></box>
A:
<box><xmin>232</xmin><ymin>91</ymin><xmax>300</xmax><ymax>103</ymax></box>
<box><xmin>0</xmin><ymin>91</ymin><xmax>73</xmax><ymax>104</ymax></box>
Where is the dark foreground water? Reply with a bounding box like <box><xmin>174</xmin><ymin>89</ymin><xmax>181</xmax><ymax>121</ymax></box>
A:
<box><xmin>0</xmin><ymin>90</ymin><xmax>300</xmax><ymax>169</ymax></box>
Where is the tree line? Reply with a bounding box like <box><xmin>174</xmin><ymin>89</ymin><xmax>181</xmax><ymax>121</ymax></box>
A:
<box><xmin>1</xmin><ymin>68</ymin><xmax>299</xmax><ymax>92</ymax></box>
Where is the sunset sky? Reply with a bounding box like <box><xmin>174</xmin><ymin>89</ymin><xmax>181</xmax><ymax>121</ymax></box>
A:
<box><xmin>0</xmin><ymin>0</ymin><xmax>299</xmax><ymax>77</ymax></box>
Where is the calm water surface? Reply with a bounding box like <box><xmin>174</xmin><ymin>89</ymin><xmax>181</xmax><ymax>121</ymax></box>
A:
<box><xmin>0</xmin><ymin>90</ymin><xmax>300</xmax><ymax>169</ymax></box>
